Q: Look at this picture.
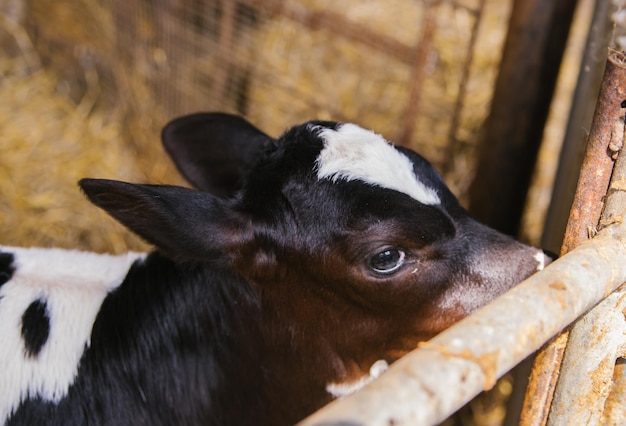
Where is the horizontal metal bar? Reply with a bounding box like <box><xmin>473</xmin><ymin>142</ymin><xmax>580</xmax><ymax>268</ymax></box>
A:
<box><xmin>299</xmin><ymin>222</ymin><xmax>626</xmax><ymax>425</ymax></box>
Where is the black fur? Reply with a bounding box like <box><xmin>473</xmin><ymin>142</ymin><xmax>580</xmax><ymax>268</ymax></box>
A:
<box><xmin>21</xmin><ymin>299</ymin><xmax>50</xmax><ymax>358</ymax></box>
<box><xmin>0</xmin><ymin>251</ymin><xmax>15</xmax><ymax>287</ymax></box>
<box><xmin>8</xmin><ymin>254</ymin><xmax>265</xmax><ymax>426</ymax></box>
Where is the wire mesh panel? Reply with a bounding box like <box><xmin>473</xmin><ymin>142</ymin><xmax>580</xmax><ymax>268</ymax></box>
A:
<box><xmin>0</xmin><ymin>0</ymin><xmax>513</xmax><ymax>252</ymax></box>
<box><xmin>101</xmin><ymin>0</ymin><xmax>511</xmax><ymax>191</ymax></box>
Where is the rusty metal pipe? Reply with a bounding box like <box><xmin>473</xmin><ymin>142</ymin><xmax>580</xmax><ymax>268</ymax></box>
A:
<box><xmin>520</xmin><ymin>49</ymin><xmax>626</xmax><ymax>426</ymax></box>
<box><xmin>560</xmin><ymin>50</ymin><xmax>626</xmax><ymax>253</ymax></box>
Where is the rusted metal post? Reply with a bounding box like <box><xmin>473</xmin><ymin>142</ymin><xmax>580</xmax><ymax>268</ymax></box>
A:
<box><xmin>519</xmin><ymin>50</ymin><xmax>626</xmax><ymax>426</ymax></box>
<box><xmin>561</xmin><ymin>50</ymin><xmax>626</xmax><ymax>252</ymax></box>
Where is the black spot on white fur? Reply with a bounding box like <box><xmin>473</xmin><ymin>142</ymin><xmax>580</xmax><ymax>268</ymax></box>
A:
<box><xmin>0</xmin><ymin>251</ymin><xmax>15</xmax><ymax>287</ymax></box>
<box><xmin>21</xmin><ymin>299</ymin><xmax>50</xmax><ymax>358</ymax></box>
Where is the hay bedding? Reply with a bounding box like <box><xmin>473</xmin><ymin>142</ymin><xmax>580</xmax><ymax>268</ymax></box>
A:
<box><xmin>0</xmin><ymin>0</ymin><xmax>187</xmax><ymax>253</ymax></box>
<box><xmin>0</xmin><ymin>69</ymin><xmax>149</xmax><ymax>252</ymax></box>
<box><xmin>0</xmin><ymin>55</ymin><xmax>180</xmax><ymax>253</ymax></box>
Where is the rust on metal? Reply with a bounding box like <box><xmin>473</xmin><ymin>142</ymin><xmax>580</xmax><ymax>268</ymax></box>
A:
<box><xmin>519</xmin><ymin>50</ymin><xmax>626</xmax><ymax>426</ymax></box>
<box><xmin>519</xmin><ymin>332</ymin><xmax>569</xmax><ymax>426</ymax></box>
<box><xmin>602</xmin><ymin>358</ymin><xmax>626</xmax><ymax>424</ymax></box>
<box><xmin>561</xmin><ymin>50</ymin><xmax>626</xmax><ymax>254</ymax></box>
<box><xmin>546</xmin><ymin>284</ymin><xmax>626</xmax><ymax>425</ymax></box>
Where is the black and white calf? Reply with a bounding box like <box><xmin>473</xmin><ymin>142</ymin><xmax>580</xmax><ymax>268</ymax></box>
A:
<box><xmin>0</xmin><ymin>113</ymin><xmax>550</xmax><ymax>425</ymax></box>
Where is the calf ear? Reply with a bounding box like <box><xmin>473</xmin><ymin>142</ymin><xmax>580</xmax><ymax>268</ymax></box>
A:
<box><xmin>162</xmin><ymin>112</ymin><xmax>273</xmax><ymax>197</ymax></box>
<box><xmin>80</xmin><ymin>178</ymin><xmax>249</xmax><ymax>262</ymax></box>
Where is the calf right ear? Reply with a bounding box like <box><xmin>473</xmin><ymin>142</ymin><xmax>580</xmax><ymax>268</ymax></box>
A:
<box><xmin>162</xmin><ymin>112</ymin><xmax>273</xmax><ymax>197</ymax></box>
<box><xmin>80</xmin><ymin>178</ymin><xmax>251</xmax><ymax>263</ymax></box>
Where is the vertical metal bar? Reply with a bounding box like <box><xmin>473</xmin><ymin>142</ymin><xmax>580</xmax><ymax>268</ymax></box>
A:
<box><xmin>520</xmin><ymin>50</ymin><xmax>626</xmax><ymax>426</ymax></box>
<box><xmin>399</xmin><ymin>1</ymin><xmax>439</xmax><ymax>147</ymax></box>
<box><xmin>560</xmin><ymin>51</ymin><xmax>626</xmax><ymax>253</ymax></box>
<box><xmin>442</xmin><ymin>0</ymin><xmax>486</xmax><ymax>176</ymax></box>
<box><xmin>541</xmin><ymin>0</ymin><xmax>615</xmax><ymax>255</ymax></box>
<box><xmin>515</xmin><ymin>332</ymin><xmax>569</xmax><ymax>426</ymax></box>
<box><xmin>602</xmin><ymin>358</ymin><xmax>626</xmax><ymax>424</ymax></box>
<box><xmin>212</xmin><ymin>0</ymin><xmax>237</xmax><ymax>110</ymax></box>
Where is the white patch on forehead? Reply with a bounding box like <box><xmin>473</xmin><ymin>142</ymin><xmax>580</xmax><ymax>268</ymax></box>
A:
<box><xmin>314</xmin><ymin>123</ymin><xmax>440</xmax><ymax>205</ymax></box>
<box><xmin>0</xmin><ymin>246</ymin><xmax>145</xmax><ymax>422</ymax></box>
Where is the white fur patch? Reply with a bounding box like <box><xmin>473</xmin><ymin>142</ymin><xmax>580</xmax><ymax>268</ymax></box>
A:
<box><xmin>326</xmin><ymin>359</ymin><xmax>389</xmax><ymax>398</ymax></box>
<box><xmin>0</xmin><ymin>246</ymin><xmax>145</xmax><ymax>421</ymax></box>
<box><xmin>314</xmin><ymin>123</ymin><xmax>440</xmax><ymax>205</ymax></box>
<box><xmin>534</xmin><ymin>250</ymin><xmax>547</xmax><ymax>271</ymax></box>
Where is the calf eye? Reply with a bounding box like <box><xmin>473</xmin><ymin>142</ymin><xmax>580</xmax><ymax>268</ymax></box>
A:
<box><xmin>369</xmin><ymin>249</ymin><xmax>406</xmax><ymax>275</ymax></box>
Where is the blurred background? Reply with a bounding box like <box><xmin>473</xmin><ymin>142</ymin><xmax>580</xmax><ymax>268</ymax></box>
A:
<box><xmin>0</xmin><ymin>0</ymin><xmax>601</xmax><ymax>253</ymax></box>
<box><xmin>0</xmin><ymin>1</ymin><xmax>623</xmax><ymax>422</ymax></box>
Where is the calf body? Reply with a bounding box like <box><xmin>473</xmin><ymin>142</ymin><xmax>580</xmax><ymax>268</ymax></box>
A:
<box><xmin>1</xmin><ymin>113</ymin><xmax>549</xmax><ymax>425</ymax></box>
<box><xmin>1</xmin><ymin>249</ymin><xmax>264</xmax><ymax>425</ymax></box>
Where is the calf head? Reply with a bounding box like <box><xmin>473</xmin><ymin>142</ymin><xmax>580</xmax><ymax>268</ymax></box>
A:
<box><xmin>81</xmin><ymin>113</ymin><xmax>548</xmax><ymax>410</ymax></box>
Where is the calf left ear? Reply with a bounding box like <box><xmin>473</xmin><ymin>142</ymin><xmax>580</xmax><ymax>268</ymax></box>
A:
<box><xmin>162</xmin><ymin>112</ymin><xmax>273</xmax><ymax>197</ymax></box>
<box><xmin>80</xmin><ymin>178</ymin><xmax>249</xmax><ymax>262</ymax></box>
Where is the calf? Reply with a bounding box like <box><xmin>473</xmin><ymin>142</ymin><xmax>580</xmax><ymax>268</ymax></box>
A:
<box><xmin>0</xmin><ymin>113</ymin><xmax>549</xmax><ymax>425</ymax></box>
